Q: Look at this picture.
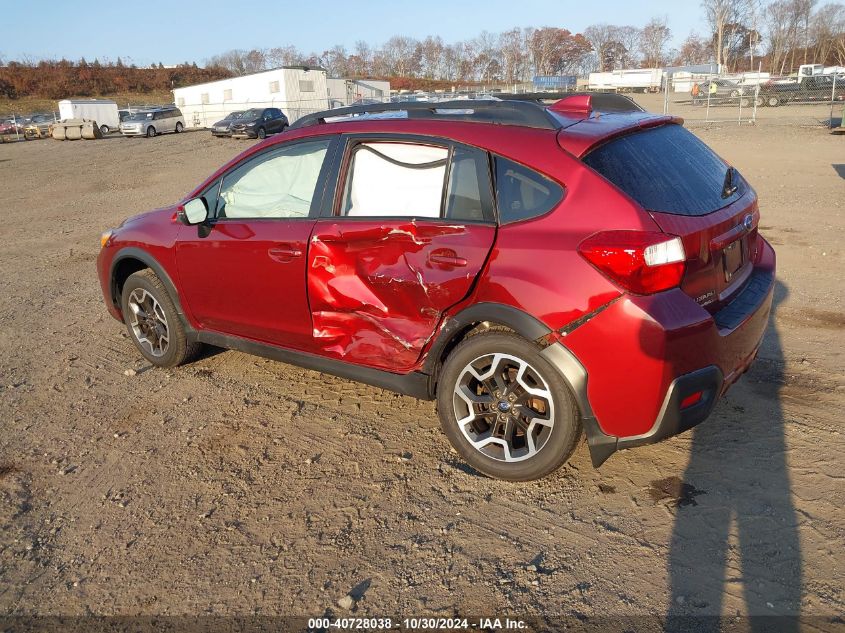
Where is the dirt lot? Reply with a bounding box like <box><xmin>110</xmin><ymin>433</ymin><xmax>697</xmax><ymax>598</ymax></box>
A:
<box><xmin>0</xmin><ymin>119</ymin><xmax>843</xmax><ymax>631</ymax></box>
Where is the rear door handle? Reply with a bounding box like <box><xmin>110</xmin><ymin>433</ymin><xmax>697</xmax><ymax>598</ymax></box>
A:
<box><xmin>429</xmin><ymin>249</ymin><xmax>467</xmax><ymax>267</ymax></box>
<box><xmin>268</xmin><ymin>246</ymin><xmax>302</xmax><ymax>263</ymax></box>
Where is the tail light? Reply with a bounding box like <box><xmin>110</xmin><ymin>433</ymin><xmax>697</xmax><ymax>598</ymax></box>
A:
<box><xmin>578</xmin><ymin>231</ymin><xmax>686</xmax><ymax>295</ymax></box>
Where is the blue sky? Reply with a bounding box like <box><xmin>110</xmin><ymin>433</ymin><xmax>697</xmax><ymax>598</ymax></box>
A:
<box><xmin>1</xmin><ymin>0</ymin><xmax>704</xmax><ymax>66</ymax></box>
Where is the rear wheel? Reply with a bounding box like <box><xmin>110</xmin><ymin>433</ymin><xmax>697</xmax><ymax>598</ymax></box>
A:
<box><xmin>175</xmin><ymin>122</ymin><xmax>183</xmax><ymax>133</ymax></box>
<box><xmin>146</xmin><ymin>126</ymin><xmax>156</xmax><ymax>137</ymax></box>
<box><xmin>100</xmin><ymin>124</ymin><xmax>109</xmax><ymax>135</ymax></box>
<box><xmin>767</xmin><ymin>96</ymin><xmax>781</xmax><ymax>107</ymax></box>
<box><xmin>121</xmin><ymin>269</ymin><xmax>201</xmax><ymax>368</ymax></box>
<box><xmin>437</xmin><ymin>332</ymin><xmax>581</xmax><ymax>481</ymax></box>
<box><xmin>257</xmin><ymin>127</ymin><xmax>266</xmax><ymax>139</ymax></box>
<box><xmin>754</xmin><ymin>96</ymin><xmax>764</xmax><ymax>107</ymax></box>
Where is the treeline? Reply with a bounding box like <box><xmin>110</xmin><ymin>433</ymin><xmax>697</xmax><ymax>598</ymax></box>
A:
<box><xmin>208</xmin><ymin>1</ymin><xmax>845</xmax><ymax>81</ymax></box>
<box><xmin>0</xmin><ymin>59</ymin><xmax>231</xmax><ymax>100</ymax></box>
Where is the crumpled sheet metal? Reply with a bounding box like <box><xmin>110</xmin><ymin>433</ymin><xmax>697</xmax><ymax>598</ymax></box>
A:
<box><xmin>308</xmin><ymin>221</ymin><xmax>494</xmax><ymax>372</ymax></box>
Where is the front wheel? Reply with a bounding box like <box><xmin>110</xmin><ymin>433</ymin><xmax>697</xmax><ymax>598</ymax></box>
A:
<box><xmin>121</xmin><ymin>269</ymin><xmax>201</xmax><ymax>368</ymax></box>
<box><xmin>767</xmin><ymin>96</ymin><xmax>781</xmax><ymax>107</ymax></box>
<box><xmin>146</xmin><ymin>126</ymin><xmax>156</xmax><ymax>137</ymax></box>
<box><xmin>437</xmin><ymin>332</ymin><xmax>581</xmax><ymax>481</ymax></box>
<box><xmin>175</xmin><ymin>122</ymin><xmax>183</xmax><ymax>133</ymax></box>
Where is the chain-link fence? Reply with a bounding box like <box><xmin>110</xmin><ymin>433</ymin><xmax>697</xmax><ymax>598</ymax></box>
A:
<box><xmin>656</xmin><ymin>69</ymin><xmax>843</xmax><ymax>128</ymax></box>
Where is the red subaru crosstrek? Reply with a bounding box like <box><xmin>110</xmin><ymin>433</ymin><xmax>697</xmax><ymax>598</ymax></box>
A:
<box><xmin>96</xmin><ymin>95</ymin><xmax>775</xmax><ymax>481</ymax></box>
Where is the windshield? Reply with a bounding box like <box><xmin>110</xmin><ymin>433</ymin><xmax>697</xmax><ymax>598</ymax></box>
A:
<box><xmin>224</xmin><ymin>111</ymin><xmax>244</xmax><ymax>120</ymax></box>
<box><xmin>240</xmin><ymin>109</ymin><xmax>263</xmax><ymax>120</ymax></box>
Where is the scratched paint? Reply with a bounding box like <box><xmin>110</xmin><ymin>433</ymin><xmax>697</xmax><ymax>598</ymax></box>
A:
<box><xmin>308</xmin><ymin>220</ymin><xmax>496</xmax><ymax>372</ymax></box>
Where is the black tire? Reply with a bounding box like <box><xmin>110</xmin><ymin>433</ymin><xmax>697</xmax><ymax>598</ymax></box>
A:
<box><xmin>120</xmin><ymin>269</ymin><xmax>201</xmax><ymax>368</ymax></box>
<box><xmin>767</xmin><ymin>96</ymin><xmax>780</xmax><ymax>107</ymax></box>
<box><xmin>100</xmin><ymin>124</ymin><xmax>109</xmax><ymax>135</ymax></box>
<box><xmin>146</xmin><ymin>126</ymin><xmax>156</xmax><ymax>138</ymax></box>
<box><xmin>175</xmin><ymin>122</ymin><xmax>183</xmax><ymax>133</ymax></box>
<box><xmin>257</xmin><ymin>127</ymin><xmax>266</xmax><ymax>139</ymax></box>
<box><xmin>436</xmin><ymin>331</ymin><xmax>581</xmax><ymax>481</ymax></box>
<box><xmin>754</xmin><ymin>96</ymin><xmax>764</xmax><ymax>107</ymax></box>
<box><xmin>740</xmin><ymin>97</ymin><xmax>751</xmax><ymax>108</ymax></box>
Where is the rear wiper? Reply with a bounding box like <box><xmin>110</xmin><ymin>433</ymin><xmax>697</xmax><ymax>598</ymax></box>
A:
<box><xmin>722</xmin><ymin>167</ymin><xmax>738</xmax><ymax>199</ymax></box>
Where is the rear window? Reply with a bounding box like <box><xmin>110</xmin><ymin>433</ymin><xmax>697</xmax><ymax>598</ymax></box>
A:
<box><xmin>583</xmin><ymin>124</ymin><xmax>745</xmax><ymax>216</ymax></box>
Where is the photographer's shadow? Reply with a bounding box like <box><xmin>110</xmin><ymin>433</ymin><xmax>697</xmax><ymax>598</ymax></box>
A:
<box><xmin>666</xmin><ymin>280</ymin><xmax>802</xmax><ymax>631</ymax></box>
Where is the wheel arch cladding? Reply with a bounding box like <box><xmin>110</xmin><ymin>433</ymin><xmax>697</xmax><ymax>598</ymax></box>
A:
<box><xmin>110</xmin><ymin>248</ymin><xmax>187</xmax><ymax>321</ymax></box>
<box><xmin>423</xmin><ymin>302</ymin><xmax>554</xmax><ymax>393</ymax></box>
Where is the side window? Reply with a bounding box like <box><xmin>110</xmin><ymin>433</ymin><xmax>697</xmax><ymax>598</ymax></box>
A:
<box><xmin>445</xmin><ymin>147</ymin><xmax>492</xmax><ymax>222</ymax></box>
<box><xmin>216</xmin><ymin>139</ymin><xmax>331</xmax><ymax>220</ymax></box>
<box><xmin>494</xmin><ymin>157</ymin><xmax>564</xmax><ymax>224</ymax></box>
<box><xmin>342</xmin><ymin>142</ymin><xmax>448</xmax><ymax>218</ymax></box>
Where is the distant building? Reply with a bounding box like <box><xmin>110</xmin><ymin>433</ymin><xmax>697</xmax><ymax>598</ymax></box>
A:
<box><xmin>326</xmin><ymin>78</ymin><xmax>391</xmax><ymax>107</ymax></box>
<box><xmin>172</xmin><ymin>66</ymin><xmax>329</xmax><ymax>128</ymax></box>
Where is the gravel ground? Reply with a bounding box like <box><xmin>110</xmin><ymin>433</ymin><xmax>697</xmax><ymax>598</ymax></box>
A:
<box><xmin>0</xmin><ymin>121</ymin><xmax>842</xmax><ymax>631</ymax></box>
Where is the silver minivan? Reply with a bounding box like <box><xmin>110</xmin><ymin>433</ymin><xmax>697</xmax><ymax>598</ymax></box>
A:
<box><xmin>119</xmin><ymin>107</ymin><xmax>185</xmax><ymax>138</ymax></box>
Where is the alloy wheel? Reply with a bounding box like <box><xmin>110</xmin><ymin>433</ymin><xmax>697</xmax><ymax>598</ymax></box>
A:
<box><xmin>452</xmin><ymin>353</ymin><xmax>555</xmax><ymax>462</ymax></box>
<box><xmin>127</xmin><ymin>288</ymin><xmax>169</xmax><ymax>357</ymax></box>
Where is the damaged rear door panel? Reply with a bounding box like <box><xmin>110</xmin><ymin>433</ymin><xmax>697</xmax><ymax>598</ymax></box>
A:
<box><xmin>307</xmin><ymin>136</ymin><xmax>497</xmax><ymax>372</ymax></box>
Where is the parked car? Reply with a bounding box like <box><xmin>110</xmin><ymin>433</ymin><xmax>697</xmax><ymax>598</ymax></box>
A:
<box><xmin>691</xmin><ymin>79</ymin><xmax>748</xmax><ymax>105</ymax></box>
<box><xmin>96</xmin><ymin>96</ymin><xmax>775</xmax><ymax>481</ymax></box>
<box><xmin>119</xmin><ymin>107</ymin><xmax>185</xmax><ymax>138</ymax></box>
<box><xmin>0</xmin><ymin>118</ymin><xmax>26</xmax><ymax>139</ymax></box>
<box><xmin>24</xmin><ymin>113</ymin><xmax>57</xmax><ymax>139</ymax></box>
<box><xmin>229</xmin><ymin>108</ymin><xmax>288</xmax><ymax>139</ymax></box>
<box><xmin>757</xmin><ymin>75</ymin><xmax>845</xmax><ymax>106</ymax></box>
<box><xmin>210</xmin><ymin>110</ymin><xmax>245</xmax><ymax>137</ymax></box>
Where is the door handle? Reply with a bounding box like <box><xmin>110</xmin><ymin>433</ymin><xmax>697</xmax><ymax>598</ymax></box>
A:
<box><xmin>429</xmin><ymin>249</ymin><xmax>467</xmax><ymax>267</ymax></box>
<box><xmin>268</xmin><ymin>246</ymin><xmax>302</xmax><ymax>263</ymax></box>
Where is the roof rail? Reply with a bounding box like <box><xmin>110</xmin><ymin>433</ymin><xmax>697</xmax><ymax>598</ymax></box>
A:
<box><xmin>290</xmin><ymin>99</ymin><xmax>561</xmax><ymax>130</ymax></box>
<box><xmin>495</xmin><ymin>92</ymin><xmax>644</xmax><ymax>113</ymax></box>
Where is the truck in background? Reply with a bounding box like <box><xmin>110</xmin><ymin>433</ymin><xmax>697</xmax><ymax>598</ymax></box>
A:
<box><xmin>57</xmin><ymin>100</ymin><xmax>120</xmax><ymax>134</ymax></box>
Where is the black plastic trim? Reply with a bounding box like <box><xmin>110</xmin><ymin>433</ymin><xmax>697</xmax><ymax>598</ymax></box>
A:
<box><xmin>291</xmin><ymin>100</ymin><xmax>561</xmax><ymax>131</ymax></box>
<box><xmin>196</xmin><ymin>331</ymin><xmax>432</xmax><ymax>400</ymax></box>
<box><xmin>109</xmin><ymin>248</ymin><xmax>188</xmax><ymax>320</ymax></box>
<box><xmin>714</xmin><ymin>267</ymin><xmax>774</xmax><ymax>331</ymax></box>
<box><xmin>616</xmin><ymin>365</ymin><xmax>724</xmax><ymax>450</ymax></box>
<box><xmin>538</xmin><ymin>342</ymin><xmax>616</xmax><ymax>467</ymax></box>
<box><xmin>422</xmin><ymin>302</ymin><xmax>553</xmax><ymax>379</ymax></box>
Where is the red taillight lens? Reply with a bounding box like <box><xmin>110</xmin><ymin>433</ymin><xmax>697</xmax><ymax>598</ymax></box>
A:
<box><xmin>680</xmin><ymin>391</ymin><xmax>703</xmax><ymax>409</ymax></box>
<box><xmin>578</xmin><ymin>231</ymin><xmax>686</xmax><ymax>295</ymax></box>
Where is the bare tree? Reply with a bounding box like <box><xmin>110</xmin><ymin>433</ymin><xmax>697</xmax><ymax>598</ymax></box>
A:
<box><xmin>639</xmin><ymin>17</ymin><xmax>672</xmax><ymax>67</ymax></box>
<box><xmin>584</xmin><ymin>24</ymin><xmax>616</xmax><ymax>71</ymax></box>
<box><xmin>701</xmin><ymin>0</ymin><xmax>747</xmax><ymax>68</ymax></box>
<box><xmin>674</xmin><ymin>33</ymin><xmax>713</xmax><ymax>65</ymax></box>
<box><xmin>266</xmin><ymin>46</ymin><xmax>305</xmax><ymax>68</ymax></box>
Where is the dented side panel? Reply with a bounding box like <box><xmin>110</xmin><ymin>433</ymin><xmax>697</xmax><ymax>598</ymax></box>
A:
<box><xmin>308</xmin><ymin>220</ymin><xmax>496</xmax><ymax>372</ymax></box>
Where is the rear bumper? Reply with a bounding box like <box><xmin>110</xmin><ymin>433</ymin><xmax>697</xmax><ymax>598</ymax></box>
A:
<box><xmin>556</xmin><ymin>237</ymin><xmax>775</xmax><ymax>466</ymax></box>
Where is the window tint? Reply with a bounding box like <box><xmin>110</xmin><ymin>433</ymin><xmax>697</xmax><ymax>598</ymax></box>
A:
<box><xmin>582</xmin><ymin>123</ymin><xmax>744</xmax><ymax>216</ymax></box>
<box><xmin>494</xmin><ymin>157</ymin><xmax>563</xmax><ymax>223</ymax></box>
<box><xmin>342</xmin><ymin>142</ymin><xmax>448</xmax><ymax>218</ymax></box>
<box><xmin>445</xmin><ymin>147</ymin><xmax>491</xmax><ymax>222</ymax></box>
<box><xmin>216</xmin><ymin>140</ymin><xmax>330</xmax><ymax>220</ymax></box>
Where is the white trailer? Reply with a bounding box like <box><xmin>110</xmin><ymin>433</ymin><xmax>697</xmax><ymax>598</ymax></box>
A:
<box><xmin>327</xmin><ymin>78</ymin><xmax>391</xmax><ymax>108</ymax></box>
<box><xmin>57</xmin><ymin>99</ymin><xmax>120</xmax><ymax>133</ymax></box>
<box><xmin>588</xmin><ymin>68</ymin><xmax>664</xmax><ymax>93</ymax></box>
<box><xmin>172</xmin><ymin>66</ymin><xmax>330</xmax><ymax>129</ymax></box>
